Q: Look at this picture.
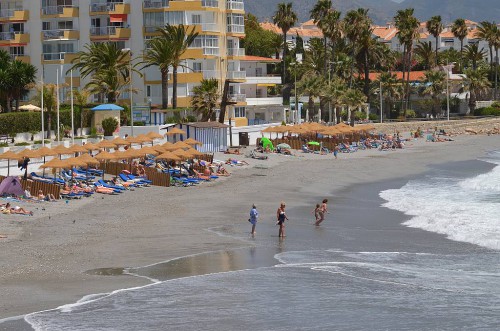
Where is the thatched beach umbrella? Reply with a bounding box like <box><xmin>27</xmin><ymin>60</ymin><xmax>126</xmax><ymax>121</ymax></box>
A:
<box><xmin>68</xmin><ymin>144</ymin><xmax>88</xmax><ymax>155</ymax></box>
<box><xmin>37</xmin><ymin>147</ymin><xmax>58</xmax><ymax>157</ymax></box>
<box><xmin>156</xmin><ymin>151</ymin><xmax>182</xmax><ymax>162</ymax></box>
<box><xmin>184</xmin><ymin>138</ymin><xmax>203</xmax><ymax>146</ymax></box>
<box><xmin>39</xmin><ymin>158</ymin><xmax>69</xmax><ymax>180</ymax></box>
<box><xmin>137</xmin><ymin>146</ymin><xmax>159</xmax><ymax>157</ymax></box>
<box><xmin>172</xmin><ymin>149</ymin><xmax>191</xmax><ymax>160</ymax></box>
<box><xmin>96</xmin><ymin>140</ymin><xmax>117</xmax><ymax>150</ymax></box>
<box><xmin>112</xmin><ymin>137</ymin><xmax>131</xmax><ymax>146</ymax></box>
<box><xmin>82</xmin><ymin>142</ymin><xmax>100</xmax><ymax>152</ymax></box>
<box><xmin>166</xmin><ymin>127</ymin><xmax>186</xmax><ymax>136</ymax></box>
<box><xmin>186</xmin><ymin>148</ymin><xmax>204</xmax><ymax>157</ymax></box>
<box><xmin>77</xmin><ymin>154</ymin><xmax>100</xmax><ymax>184</ymax></box>
<box><xmin>94</xmin><ymin>151</ymin><xmax>118</xmax><ymax>179</ymax></box>
<box><xmin>146</xmin><ymin>132</ymin><xmax>164</xmax><ymax>140</ymax></box>
<box><xmin>173</xmin><ymin>141</ymin><xmax>191</xmax><ymax>150</ymax></box>
<box><xmin>17</xmin><ymin>148</ymin><xmax>42</xmax><ymax>159</ymax></box>
<box><xmin>0</xmin><ymin>150</ymin><xmax>21</xmax><ymax>176</ymax></box>
<box><xmin>51</xmin><ymin>144</ymin><xmax>72</xmax><ymax>156</ymax></box>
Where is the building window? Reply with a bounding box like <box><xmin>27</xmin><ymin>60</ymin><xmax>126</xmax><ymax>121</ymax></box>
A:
<box><xmin>191</xmin><ymin>14</ymin><xmax>201</xmax><ymax>25</ymax></box>
<box><xmin>192</xmin><ymin>62</ymin><xmax>202</xmax><ymax>72</ymax></box>
<box><xmin>9</xmin><ymin>46</ymin><xmax>24</xmax><ymax>56</ymax></box>
<box><xmin>234</xmin><ymin>107</ymin><xmax>245</xmax><ymax>118</ymax></box>
<box><xmin>165</xmin><ymin>11</ymin><xmax>185</xmax><ymax>25</ymax></box>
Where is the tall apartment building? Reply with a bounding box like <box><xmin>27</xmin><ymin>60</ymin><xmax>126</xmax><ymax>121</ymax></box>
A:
<box><xmin>0</xmin><ymin>0</ymin><xmax>271</xmax><ymax>123</ymax></box>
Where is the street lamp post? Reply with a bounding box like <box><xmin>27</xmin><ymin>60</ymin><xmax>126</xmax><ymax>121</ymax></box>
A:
<box><xmin>445</xmin><ymin>62</ymin><xmax>455</xmax><ymax>121</ymax></box>
<box><xmin>380</xmin><ymin>80</ymin><xmax>383</xmax><ymax>123</ymax></box>
<box><xmin>122</xmin><ymin>48</ymin><xmax>133</xmax><ymax>136</ymax></box>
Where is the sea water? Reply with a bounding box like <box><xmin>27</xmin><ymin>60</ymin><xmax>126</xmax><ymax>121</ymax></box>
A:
<box><xmin>19</xmin><ymin>151</ymin><xmax>500</xmax><ymax>330</ymax></box>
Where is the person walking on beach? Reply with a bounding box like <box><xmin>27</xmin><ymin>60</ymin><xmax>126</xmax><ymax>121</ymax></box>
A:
<box><xmin>312</xmin><ymin>203</ymin><xmax>321</xmax><ymax>224</ymax></box>
<box><xmin>276</xmin><ymin>202</ymin><xmax>289</xmax><ymax>238</ymax></box>
<box><xmin>249</xmin><ymin>204</ymin><xmax>259</xmax><ymax>236</ymax></box>
<box><xmin>315</xmin><ymin>199</ymin><xmax>328</xmax><ymax>226</ymax></box>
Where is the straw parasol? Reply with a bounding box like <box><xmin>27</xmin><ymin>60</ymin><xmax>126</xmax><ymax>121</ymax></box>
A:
<box><xmin>0</xmin><ymin>150</ymin><xmax>21</xmax><ymax>176</ymax></box>
<box><xmin>162</xmin><ymin>144</ymin><xmax>179</xmax><ymax>152</ymax></box>
<box><xmin>137</xmin><ymin>146</ymin><xmax>160</xmax><ymax>156</ymax></box>
<box><xmin>17</xmin><ymin>148</ymin><xmax>42</xmax><ymax>159</ymax></box>
<box><xmin>146</xmin><ymin>132</ymin><xmax>164</xmax><ymax>140</ymax></box>
<box><xmin>172</xmin><ymin>149</ymin><xmax>191</xmax><ymax>160</ymax></box>
<box><xmin>184</xmin><ymin>138</ymin><xmax>203</xmax><ymax>146</ymax></box>
<box><xmin>120</xmin><ymin>148</ymin><xmax>140</xmax><ymax>159</ymax></box>
<box><xmin>36</xmin><ymin>146</ymin><xmax>59</xmax><ymax>157</ymax></box>
<box><xmin>96</xmin><ymin>140</ymin><xmax>117</xmax><ymax>149</ymax></box>
<box><xmin>165</xmin><ymin>127</ymin><xmax>186</xmax><ymax>136</ymax></box>
<box><xmin>51</xmin><ymin>144</ymin><xmax>72</xmax><ymax>155</ymax></box>
<box><xmin>82</xmin><ymin>142</ymin><xmax>100</xmax><ymax>151</ymax></box>
<box><xmin>173</xmin><ymin>141</ymin><xmax>191</xmax><ymax>150</ymax></box>
<box><xmin>68</xmin><ymin>144</ymin><xmax>88</xmax><ymax>154</ymax></box>
<box><xmin>151</xmin><ymin>145</ymin><xmax>166</xmax><ymax>153</ymax></box>
<box><xmin>161</xmin><ymin>141</ymin><xmax>174</xmax><ymax>148</ymax></box>
<box><xmin>137</xmin><ymin>134</ymin><xmax>154</xmax><ymax>143</ymax></box>
<box><xmin>186</xmin><ymin>148</ymin><xmax>204</xmax><ymax>157</ymax></box>
<box><xmin>63</xmin><ymin>157</ymin><xmax>87</xmax><ymax>168</ymax></box>
<box><xmin>78</xmin><ymin>153</ymin><xmax>100</xmax><ymax>166</ymax></box>
<box><xmin>94</xmin><ymin>150</ymin><xmax>118</xmax><ymax>161</ymax></box>
<box><xmin>156</xmin><ymin>151</ymin><xmax>182</xmax><ymax>162</ymax></box>
<box><xmin>39</xmin><ymin>158</ymin><xmax>68</xmax><ymax>169</ymax></box>
<box><xmin>112</xmin><ymin>137</ymin><xmax>131</xmax><ymax>146</ymax></box>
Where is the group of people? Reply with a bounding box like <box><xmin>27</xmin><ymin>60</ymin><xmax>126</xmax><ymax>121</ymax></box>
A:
<box><xmin>248</xmin><ymin>199</ymin><xmax>330</xmax><ymax>238</ymax></box>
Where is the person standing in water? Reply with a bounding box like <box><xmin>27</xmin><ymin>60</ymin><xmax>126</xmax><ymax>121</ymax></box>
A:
<box><xmin>312</xmin><ymin>204</ymin><xmax>321</xmax><ymax>224</ymax></box>
<box><xmin>276</xmin><ymin>202</ymin><xmax>289</xmax><ymax>238</ymax></box>
<box><xmin>315</xmin><ymin>199</ymin><xmax>328</xmax><ymax>226</ymax></box>
<box><xmin>249</xmin><ymin>204</ymin><xmax>259</xmax><ymax>236</ymax></box>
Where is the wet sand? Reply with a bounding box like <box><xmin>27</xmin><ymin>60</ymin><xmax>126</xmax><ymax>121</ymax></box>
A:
<box><xmin>0</xmin><ymin>135</ymin><xmax>499</xmax><ymax>329</ymax></box>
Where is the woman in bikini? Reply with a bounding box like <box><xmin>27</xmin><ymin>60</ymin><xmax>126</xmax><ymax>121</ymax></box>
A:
<box><xmin>276</xmin><ymin>202</ymin><xmax>289</xmax><ymax>238</ymax></box>
<box><xmin>315</xmin><ymin>199</ymin><xmax>328</xmax><ymax>226</ymax></box>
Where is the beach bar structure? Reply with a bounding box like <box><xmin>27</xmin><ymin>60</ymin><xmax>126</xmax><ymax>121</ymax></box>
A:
<box><xmin>166</xmin><ymin>122</ymin><xmax>229</xmax><ymax>153</ymax></box>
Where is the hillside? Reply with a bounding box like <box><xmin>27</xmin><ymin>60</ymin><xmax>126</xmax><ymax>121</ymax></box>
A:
<box><xmin>247</xmin><ymin>0</ymin><xmax>500</xmax><ymax>25</ymax></box>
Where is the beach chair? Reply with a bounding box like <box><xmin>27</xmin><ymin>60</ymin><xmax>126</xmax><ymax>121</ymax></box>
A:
<box><xmin>97</xmin><ymin>179</ymin><xmax>126</xmax><ymax>191</ymax></box>
<box><xmin>126</xmin><ymin>174</ymin><xmax>153</xmax><ymax>185</ymax></box>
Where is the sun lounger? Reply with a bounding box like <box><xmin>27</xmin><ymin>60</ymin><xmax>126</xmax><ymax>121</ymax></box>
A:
<box><xmin>126</xmin><ymin>174</ymin><xmax>152</xmax><ymax>185</ymax></box>
<box><xmin>97</xmin><ymin>179</ymin><xmax>126</xmax><ymax>191</ymax></box>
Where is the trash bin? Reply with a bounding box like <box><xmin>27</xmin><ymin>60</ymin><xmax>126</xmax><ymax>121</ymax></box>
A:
<box><xmin>239</xmin><ymin>132</ymin><xmax>249</xmax><ymax>146</ymax></box>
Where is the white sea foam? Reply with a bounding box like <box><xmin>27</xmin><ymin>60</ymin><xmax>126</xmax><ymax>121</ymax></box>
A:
<box><xmin>380</xmin><ymin>157</ymin><xmax>500</xmax><ymax>250</ymax></box>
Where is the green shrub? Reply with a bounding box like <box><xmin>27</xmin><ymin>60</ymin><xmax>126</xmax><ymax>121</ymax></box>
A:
<box><xmin>88</xmin><ymin>127</ymin><xmax>98</xmax><ymax>138</ymax></box>
<box><xmin>133</xmin><ymin>121</ymin><xmax>145</xmax><ymax>126</ymax></box>
<box><xmin>0</xmin><ymin>112</ymin><xmax>42</xmax><ymax>135</ymax></box>
<box><xmin>353</xmin><ymin>111</ymin><xmax>366</xmax><ymax>120</ymax></box>
<box><xmin>33</xmin><ymin>140</ymin><xmax>51</xmax><ymax>144</ymax></box>
<box><xmin>0</xmin><ymin>142</ymin><xmax>8</xmax><ymax>148</ymax></box>
<box><xmin>101</xmin><ymin>117</ymin><xmax>119</xmax><ymax>136</ymax></box>
<box><xmin>369</xmin><ymin>113</ymin><xmax>379</xmax><ymax>121</ymax></box>
<box><xmin>490</xmin><ymin>101</ymin><xmax>500</xmax><ymax>108</ymax></box>
<box><xmin>14</xmin><ymin>142</ymin><xmax>31</xmax><ymax>146</ymax></box>
<box><xmin>474</xmin><ymin>107</ymin><xmax>500</xmax><ymax>116</ymax></box>
<box><xmin>165</xmin><ymin>117</ymin><xmax>177</xmax><ymax>124</ymax></box>
<box><xmin>406</xmin><ymin>109</ymin><xmax>417</xmax><ymax>118</ymax></box>
<box><xmin>186</xmin><ymin>115</ymin><xmax>197</xmax><ymax>122</ymax></box>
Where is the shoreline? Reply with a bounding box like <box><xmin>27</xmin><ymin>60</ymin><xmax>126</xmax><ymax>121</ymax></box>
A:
<box><xmin>0</xmin><ymin>134</ymin><xmax>499</xmax><ymax>327</ymax></box>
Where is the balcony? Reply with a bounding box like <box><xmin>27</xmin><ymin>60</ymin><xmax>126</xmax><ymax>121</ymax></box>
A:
<box><xmin>226</xmin><ymin>0</ymin><xmax>244</xmax><ymax>11</ymax></box>
<box><xmin>0</xmin><ymin>32</ymin><xmax>30</xmax><ymax>45</ymax></box>
<box><xmin>202</xmin><ymin>70</ymin><xmax>218</xmax><ymax>79</ymax></box>
<box><xmin>41</xmin><ymin>5</ymin><xmax>79</xmax><ymax>17</ymax></box>
<box><xmin>246</xmin><ymin>97</ymin><xmax>283</xmax><ymax>106</ymax></box>
<box><xmin>0</xmin><ymin>9</ymin><xmax>29</xmax><ymax>22</ymax></box>
<box><xmin>227</xmin><ymin>48</ymin><xmax>245</xmax><ymax>57</ymax></box>
<box><xmin>42</xmin><ymin>29</ymin><xmax>79</xmax><ymax>41</ymax></box>
<box><xmin>201</xmin><ymin>0</ymin><xmax>218</xmax><ymax>8</ymax></box>
<box><xmin>201</xmin><ymin>23</ymin><xmax>219</xmax><ymax>32</ymax></box>
<box><xmin>90</xmin><ymin>26</ymin><xmax>131</xmax><ymax>39</ymax></box>
<box><xmin>10</xmin><ymin>55</ymin><xmax>30</xmax><ymax>63</ymax></box>
<box><xmin>227</xmin><ymin>24</ymin><xmax>244</xmax><ymax>34</ymax></box>
<box><xmin>90</xmin><ymin>2</ymin><xmax>130</xmax><ymax>14</ymax></box>
<box><xmin>143</xmin><ymin>0</ymin><xmax>169</xmax><ymax>9</ymax></box>
<box><xmin>42</xmin><ymin>52</ymin><xmax>78</xmax><ymax>63</ymax></box>
<box><xmin>227</xmin><ymin>70</ymin><xmax>246</xmax><ymax>80</ymax></box>
<box><xmin>228</xmin><ymin>94</ymin><xmax>246</xmax><ymax>103</ymax></box>
<box><xmin>245</xmin><ymin>75</ymin><xmax>281</xmax><ymax>85</ymax></box>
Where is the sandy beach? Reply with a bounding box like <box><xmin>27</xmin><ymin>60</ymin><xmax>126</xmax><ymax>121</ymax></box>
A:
<box><xmin>1</xmin><ymin>132</ymin><xmax>499</xmax><ymax>328</ymax></box>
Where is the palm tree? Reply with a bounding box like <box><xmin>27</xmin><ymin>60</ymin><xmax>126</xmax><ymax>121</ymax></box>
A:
<box><xmin>297</xmin><ymin>74</ymin><xmax>323</xmax><ymax>121</ymax></box>
<box><xmin>157</xmin><ymin>24</ymin><xmax>198</xmax><ymax>109</ymax></box>
<box><xmin>322</xmin><ymin>9</ymin><xmax>342</xmax><ymax>77</ymax></box>
<box><xmin>273</xmin><ymin>2</ymin><xmax>298</xmax><ymax>86</ymax></box>
<box><xmin>142</xmin><ymin>37</ymin><xmax>175</xmax><ymax>109</ymax></box>
<box><xmin>344</xmin><ymin>8</ymin><xmax>370</xmax><ymax>87</ymax></box>
<box><xmin>462</xmin><ymin>68</ymin><xmax>491</xmax><ymax>114</ymax></box>
<box><xmin>191</xmin><ymin>78</ymin><xmax>220</xmax><ymax>122</ymax></box>
<box><xmin>451</xmin><ymin>18</ymin><xmax>468</xmax><ymax>71</ymax></box>
<box><xmin>70</xmin><ymin>42</ymin><xmax>132</xmax><ymax>103</ymax></box>
<box><xmin>426</xmin><ymin>16</ymin><xmax>443</xmax><ymax>66</ymax></box>
<box><xmin>320</xmin><ymin>77</ymin><xmax>345</xmax><ymax>123</ymax></box>
<box><xmin>310</xmin><ymin>0</ymin><xmax>332</xmax><ymax>76</ymax></box>
<box><xmin>415</xmin><ymin>41</ymin><xmax>435</xmax><ymax>70</ymax></box>
<box><xmin>463</xmin><ymin>44</ymin><xmax>486</xmax><ymax>70</ymax></box>
<box><xmin>420</xmin><ymin>70</ymin><xmax>446</xmax><ymax>117</ymax></box>
<box><xmin>376</xmin><ymin>72</ymin><xmax>403</xmax><ymax>119</ymax></box>
<box><xmin>73</xmin><ymin>89</ymin><xmax>90</xmax><ymax>134</ymax></box>
<box><xmin>476</xmin><ymin>21</ymin><xmax>496</xmax><ymax>73</ymax></box>
<box><xmin>394</xmin><ymin>8</ymin><xmax>420</xmax><ymax>115</ymax></box>
<box><xmin>342</xmin><ymin>88</ymin><xmax>367</xmax><ymax>123</ymax></box>
<box><xmin>0</xmin><ymin>51</ymin><xmax>37</xmax><ymax>112</ymax></box>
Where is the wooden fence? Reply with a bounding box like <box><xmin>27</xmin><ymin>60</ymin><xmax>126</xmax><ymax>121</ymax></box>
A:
<box><xmin>0</xmin><ymin>175</ymin><xmax>61</xmax><ymax>199</ymax></box>
<box><xmin>198</xmin><ymin>153</ymin><xmax>214</xmax><ymax>163</ymax></box>
<box><xmin>99</xmin><ymin>162</ymin><xmax>170</xmax><ymax>187</ymax></box>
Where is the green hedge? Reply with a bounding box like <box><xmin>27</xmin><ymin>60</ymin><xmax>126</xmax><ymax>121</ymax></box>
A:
<box><xmin>0</xmin><ymin>109</ymin><xmax>93</xmax><ymax>135</ymax></box>
<box><xmin>474</xmin><ymin>107</ymin><xmax>500</xmax><ymax>116</ymax></box>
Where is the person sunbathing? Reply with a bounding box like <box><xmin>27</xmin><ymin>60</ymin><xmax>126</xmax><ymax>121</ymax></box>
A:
<box><xmin>94</xmin><ymin>185</ymin><xmax>115</xmax><ymax>194</ymax></box>
<box><xmin>1</xmin><ymin>203</ymin><xmax>33</xmax><ymax>215</ymax></box>
<box><xmin>38</xmin><ymin>190</ymin><xmax>57</xmax><ymax>202</ymax></box>
<box><xmin>216</xmin><ymin>164</ymin><xmax>230</xmax><ymax>176</ymax></box>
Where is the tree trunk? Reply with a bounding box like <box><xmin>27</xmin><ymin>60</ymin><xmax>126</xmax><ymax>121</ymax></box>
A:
<box><xmin>46</xmin><ymin>112</ymin><xmax>52</xmax><ymax>139</ymax></box>
<box><xmin>495</xmin><ymin>48</ymin><xmax>498</xmax><ymax>100</ymax></box>
<box><xmin>308</xmin><ymin>96</ymin><xmax>314</xmax><ymax>121</ymax></box>
<box><xmin>323</xmin><ymin>36</ymin><xmax>328</xmax><ymax>78</ymax></box>
<box><xmin>172</xmin><ymin>66</ymin><xmax>178</xmax><ymax>109</ymax></box>
<box><xmin>435</xmin><ymin>36</ymin><xmax>439</xmax><ymax>67</ymax></box>
<box><xmin>460</xmin><ymin>39</ymin><xmax>464</xmax><ymax>73</ymax></box>
<box><xmin>363</xmin><ymin>52</ymin><xmax>370</xmax><ymax>103</ymax></box>
<box><xmin>405</xmin><ymin>48</ymin><xmax>413</xmax><ymax>117</ymax></box>
<box><xmin>282</xmin><ymin>32</ymin><xmax>288</xmax><ymax>85</ymax></box>
<box><xmin>161</xmin><ymin>69</ymin><xmax>169</xmax><ymax>109</ymax></box>
<box><xmin>80</xmin><ymin>106</ymin><xmax>84</xmax><ymax>135</ymax></box>
<box><xmin>401</xmin><ymin>45</ymin><xmax>407</xmax><ymax>112</ymax></box>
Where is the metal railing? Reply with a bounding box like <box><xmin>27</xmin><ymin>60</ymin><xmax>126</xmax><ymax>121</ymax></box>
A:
<box><xmin>0</xmin><ymin>9</ymin><xmax>15</xmax><ymax>18</ymax></box>
<box><xmin>43</xmin><ymin>29</ymin><xmax>77</xmax><ymax>40</ymax></box>
<box><xmin>227</xmin><ymin>71</ymin><xmax>246</xmax><ymax>79</ymax></box>
<box><xmin>201</xmin><ymin>23</ymin><xmax>219</xmax><ymax>32</ymax></box>
<box><xmin>202</xmin><ymin>47</ymin><xmax>219</xmax><ymax>56</ymax></box>
<box><xmin>42</xmin><ymin>52</ymin><xmax>75</xmax><ymax>61</ymax></box>
<box><xmin>90</xmin><ymin>2</ymin><xmax>120</xmax><ymax>12</ymax></box>
<box><xmin>202</xmin><ymin>70</ymin><xmax>218</xmax><ymax>79</ymax></box>
<box><xmin>143</xmin><ymin>0</ymin><xmax>169</xmax><ymax>8</ymax></box>
<box><xmin>227</xmin><ymin>48</ymin><xmax>245</xmax><ymax>56</ymax></box>
<box><xmin>226</xmin><ymin>0</ymin><xmax>244</xmax><ymax>10</ymax></box>
<box><xmin>41</xmin><ymin>5</ymin><xmax>76</xmax><ymax>15</ymax></box>
<box><xmin>0</xmin><ymin>32</ymin><xmax>16</xmax><ymax>41</ymax></box>
<box><xmin>90</xmin><ymin>26</ymin><xmax>117</xmax><ymax>36</ymax></box>
<box><xmin>229</xmin><ymin>94</ymin><xmax>246</xmax><ymax>102</ymax></box>
<box><xmin>227</xmin><ymin>24</ymin><xmax>244</xmax><ymax>33</ymax></box>
<box><xmin>201</xmin><ymin>0</ymin><xmax>218</xmax><ymax>8</ymax></box>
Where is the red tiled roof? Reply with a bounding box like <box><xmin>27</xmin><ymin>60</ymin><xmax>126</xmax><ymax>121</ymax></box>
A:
<box><xmin>372</xmin><ymin>26</ymin><xmax>398</xmax><ymax>41</ymax></box>
<box><xmin>365</xmin><ymin>71</ymin><xmax>426</xmax><ymax>81</ymax></box>
<box><xmin>242</xmin><ymin>55</ymin><xmax>280</xmax><ymax>62</ymax></box>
